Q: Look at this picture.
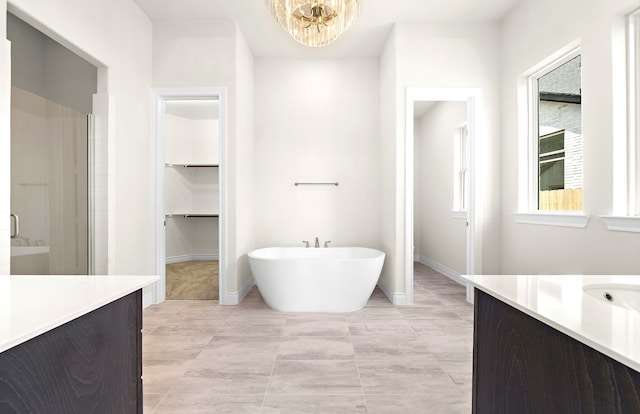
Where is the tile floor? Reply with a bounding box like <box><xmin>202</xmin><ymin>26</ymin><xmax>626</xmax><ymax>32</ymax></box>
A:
<box><xmin>142</xmin><ymin>262</ymin><xmax>474</xmax><ymax>413</ymax></box>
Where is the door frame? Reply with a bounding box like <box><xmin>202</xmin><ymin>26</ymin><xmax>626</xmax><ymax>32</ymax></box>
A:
<box><xmin>405</xmin><ymin>88</ymin><xmax>482</xmax><ymax>302</ymax></box>
<box><xmin>152</xmin><ymin>87</ymin><xmax>226</xmax><ymax>304</ymax></box>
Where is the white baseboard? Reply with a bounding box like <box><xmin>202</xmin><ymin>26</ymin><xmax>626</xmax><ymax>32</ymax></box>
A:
<box><xmin>221</xmin><ymin>276</ymin><xmax>255</xmax><ymax>305</ymax></box>
<box><xmin>377</xmin><ymin>276</ymin><xmax>410</xmax><ymax>305</ymax></box>
<box><xmin>418</xmin><ymin>256</ymin><xmax>473</xmax><ymax>304</ymax></box>
<box><xmin>417</xmin><ymin>255</ymin><xmax>467</xmax><ymax>287</ymax></box>
<box><xmin>166</xmin><ymin>254</ymin><xmax>219</xmax><ymax>264</ymax></box>
<box><xmin>238</xmin><ymin>276</ymin><xmax>255</xmax><ymax>303</ymax></box>
<box><xmin>143</xmin><ymin>292</ymin><xmax>154</xmax><ymax>309</ymax></box>
<box><xmin>377</xmin><ymin>276</ymin><xmax>393</xmax><ymax>302</ymax></box>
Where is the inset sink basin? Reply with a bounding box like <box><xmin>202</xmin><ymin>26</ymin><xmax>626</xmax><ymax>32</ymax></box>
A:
<box><xmin>583</xmin><ymin>284</ymin><xmax>640</xmax><ymax>313</ymax></box>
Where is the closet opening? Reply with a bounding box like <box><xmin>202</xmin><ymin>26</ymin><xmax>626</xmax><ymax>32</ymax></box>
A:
<box><xmin>154</xmin><ymin>89</ymin><xmax>225</xmax><ymax>304</ymax></box>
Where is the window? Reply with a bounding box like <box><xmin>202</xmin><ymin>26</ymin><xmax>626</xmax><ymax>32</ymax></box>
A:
<box><xmin>518</xmin><ymin>46</ymin><xmax>582</xmax><ymax>217</ymax></box>
<box><xmin>516</xmin><ymin>43</ymin><xmax>588</xmax><ymax>226</ymax></box>
<box><xmin>453</xmin><ymin>124</ymin><xmax>468</xmax><ymax>212</ymax></box>
<box><xmin>535</xmin><ymin>54</ymin><xmax>582</xmax><ymax>211</ymax></box>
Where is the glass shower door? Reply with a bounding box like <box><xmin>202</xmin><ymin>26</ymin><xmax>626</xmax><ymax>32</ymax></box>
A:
<box><xmin>10</xmin><ymin>87</ymin><xmax>89</xmax><ymax>275</ymax></box>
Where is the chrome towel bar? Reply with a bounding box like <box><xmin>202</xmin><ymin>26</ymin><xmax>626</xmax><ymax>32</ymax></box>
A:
<box><xmin>165</xmin><ymin>214</ymin><xmax>219</xmax><ymax>218</ymax></box>
<box><xmin>294</xmin><ymin>182</ymin><xmax>339</xmax><ymax>186</ymax></box>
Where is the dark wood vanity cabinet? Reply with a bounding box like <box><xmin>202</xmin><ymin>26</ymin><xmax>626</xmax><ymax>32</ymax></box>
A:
<box><xmin>473</xmin><ymin>289</ymin><xmax>640</xmax><ymax>414</ymax></box>
<box><xmin>0</xmin><ymin>290</ymin><xmax>142</xmax><ymax>414</ymax></box>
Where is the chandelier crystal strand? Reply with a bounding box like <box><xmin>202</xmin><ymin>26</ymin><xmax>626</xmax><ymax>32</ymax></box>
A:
<box><xmin>270</xmin><ymin>0</ymin><xmax>360</xmax><ymax>47</ymax></box>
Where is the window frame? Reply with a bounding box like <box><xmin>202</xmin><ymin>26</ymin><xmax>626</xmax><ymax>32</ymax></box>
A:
<box><xmin>626</xmin><ymin>9</ymin><xmax>640</xmax><ymax>215</ymax></box>
<box><xmin>515</xmin><ymin>41</ymin><xmax>589</xmax><ymax>228</ymax></box>
<box><xmin>603</xmin><ymin>7</ymin><xmax>640</xmax><ymax>233</ymax></box>
<box><xmin>538</xmin><ymin>129</ymin><xmax>565</xmax><ymax>192</ymax></box>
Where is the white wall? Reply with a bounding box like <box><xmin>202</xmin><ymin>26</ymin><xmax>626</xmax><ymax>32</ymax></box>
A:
<box><xmin>165</xmin><ymin>114</ymin><xmax>219</xmax><ymax>165</ymax></box>
<box><xmin>153</xmin><ymin>20</ymin><xmax>255</xmax><ymax>298</ymax></box>
<box><xmin>164</xmin><ymin>168</ymin><xmax>219</xmax><ymax>215</ymax></box>
<box><xmin>2</xmin><ymin>0</ymin><xmax>153</xmax><ymax>276</ymax></box>
<box><xmin>233</xmin><ymin>25</ymin><xmax>255</xmax><ymax>293</ymax></box>
<box><xmin>380</xmin><ymin>23</ymin><xmax>502</xmax><ymax>300</ymax></box>
<box><xmin>253</xmin><ymin>59</ymin><xmax>380</xmax><ymax>250</ymax></box>
<box><xmin>378</xmin><ymin>27</ymin><xmax>402</xmax><ymax>303</ymax></box>
<box><xmin>378</xmin><ymin>27</ymin><xmax>400</xmax><ymax>300</ymax></box>
<box><xmin>500</xmin><ymin>0</ymin><xmax>640</xmax><ymax>274</ymax></box>
<box><xmin>153</xmin><ymin>21</ymin><xmax>236</xmax><ymax>88</ymax></box>
<box><xmin>415</xmin><ymin>101</ymin><xmax>467</xmax><ymax>274</ymax></box>
<box><xmin>165</xmin><ymin>218</ymin><xmax>219</xmax><ymax>261</ymax></box>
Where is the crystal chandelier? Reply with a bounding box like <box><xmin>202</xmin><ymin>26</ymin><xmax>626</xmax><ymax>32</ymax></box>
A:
<box><xmin>269</xmin><ymin>0</ymin><xmax>360</xmax><ymax>47</ymax></box>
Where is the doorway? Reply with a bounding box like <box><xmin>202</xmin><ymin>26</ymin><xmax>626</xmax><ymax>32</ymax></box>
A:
<box><xmin>406</xmin><ymin>88</ymin><xmax>481</xmax><ymax>303</ymax></box>
<box><xmin>153</xmin><ymin>88</ymin><xmax>226</xmax><ymax>304</ymax></box>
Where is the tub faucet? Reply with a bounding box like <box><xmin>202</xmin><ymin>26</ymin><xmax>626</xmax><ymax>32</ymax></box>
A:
<box><xmin>302</xmin><ymin>240</ymin><xmax>309</xmax><ymax>248</ymax></box>
<box><xmin>324</xmin><ymin>241</ymin><xmax>331</xmax><ymax>248</ymax></box>
<box><xmin>314</xmin><ymin>237</ymin><xmax>319</xmax><ymax>248</ymax></box>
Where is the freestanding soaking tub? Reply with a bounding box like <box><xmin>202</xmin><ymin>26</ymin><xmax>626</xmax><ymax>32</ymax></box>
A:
<box><xmin>247</xmin><ymin>247</ymin><xmax>385</xmax><ymax>312</ymax></box>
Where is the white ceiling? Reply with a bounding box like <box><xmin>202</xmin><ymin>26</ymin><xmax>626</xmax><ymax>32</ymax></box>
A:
<box><xmin>133</xmin><ymin>0</ymin><xmax>523</xmax><ymax>58</ymax></box>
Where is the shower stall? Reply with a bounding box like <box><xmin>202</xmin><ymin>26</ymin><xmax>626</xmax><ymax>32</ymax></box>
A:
<box><xmin>10</xmin><ymin>86</ymin><xmax>92</xmax><ymax>275</ymax></box>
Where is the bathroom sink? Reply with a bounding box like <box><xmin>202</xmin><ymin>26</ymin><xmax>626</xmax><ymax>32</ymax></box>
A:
<box><xmin>583</xmin><ymin>284</ymin><xmax>640</xmax><ymax>313</ymax></box>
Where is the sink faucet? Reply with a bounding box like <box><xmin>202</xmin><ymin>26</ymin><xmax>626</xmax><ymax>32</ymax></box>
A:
<box><xmin>314</xmin><ymin>237</ymin><xmax>319</xmax><ymax>248</ymax></box>
<box><xmin>302</xmin><ymin>240</ymin><xmax>309</xmax><ymax>248</ymax></box>
<box><xmin>324</xmin><ymin>241</ymin><xmax>331</xmax><ymax>248</ymax></box>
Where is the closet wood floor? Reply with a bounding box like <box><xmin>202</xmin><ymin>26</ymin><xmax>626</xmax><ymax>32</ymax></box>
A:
<box><xmin>143</xmin><ymin>262</ymin><xmax>473</xmax><ymax>413</ymax></box>
<box><xmin>166</xmin><ymin>260</ymin><xmax>219</xmax><ymax>300</ymax></box>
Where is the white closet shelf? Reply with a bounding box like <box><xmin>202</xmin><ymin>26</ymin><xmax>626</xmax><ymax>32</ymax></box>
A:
<box><xmin>165</xmin><ymin>214</ymin><xmax>219</xmax><ymax>218</ymax></box>
<box><xmin>165</xmin><ymin>163</ymin><xmax>219</xmax><ymax>168</ymax></box>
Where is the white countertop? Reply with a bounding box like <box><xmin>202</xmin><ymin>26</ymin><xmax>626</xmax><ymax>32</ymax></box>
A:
<box><xmin>0</xmin><ymin>275</ymin><xmax>159</xmax><ymax>353</ymax></box>
<box><xmin>462</xmin><ymin>274</ymin><xmax>640</xmax><ymax>373</ymax></box>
